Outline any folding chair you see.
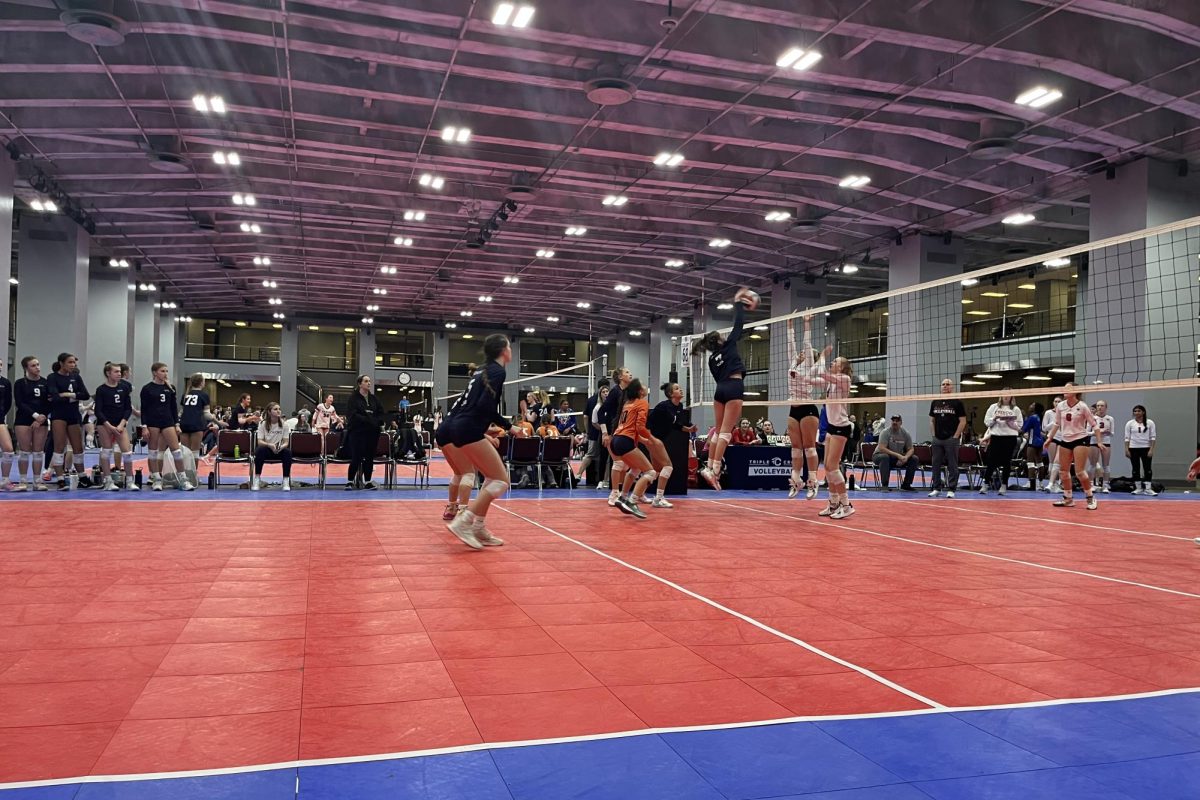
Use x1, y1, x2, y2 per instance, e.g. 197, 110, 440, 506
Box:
540, 436, 574, 493
213, 430, 253, 490
373, 432, 395, 488
857, 442, 880, 488
322, 431, 349, 488
508, 436, 543, 488
913, 444, 933, 487
289, 432, 324, 488
957, 445, 983, 489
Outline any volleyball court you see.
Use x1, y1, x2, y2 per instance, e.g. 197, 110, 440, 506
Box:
1, 221, 1198, 798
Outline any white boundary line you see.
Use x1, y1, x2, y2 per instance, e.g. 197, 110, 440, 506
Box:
886, 498, 1195, 542
701, 498, 1200, 599
2, 686, 1197, 791
496, 506, 944, 709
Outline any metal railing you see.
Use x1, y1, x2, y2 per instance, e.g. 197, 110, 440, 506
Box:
298, 354, 355, 371
186, 342, 281, 362
962, 306, 1076, 346
518, 358, 587, 375
376, 351, 431, 369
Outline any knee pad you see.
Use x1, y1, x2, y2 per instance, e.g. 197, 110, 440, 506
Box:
99, 448, 112, 461
50, 452, 64, 467
659, 465, 673, 480
482, 477, 509, 499
448, 473, 462, 490
718, 431, 732, 444
122, 451, 133, 462
460, 473, 475, 490
641, 469, 657, 483
1026, 462, 1038, 470
828, 468, 844, 486
612, 460, 627, 475
805, 447, 818, 459
171, 448, 184, 460
791, 448, 804, 461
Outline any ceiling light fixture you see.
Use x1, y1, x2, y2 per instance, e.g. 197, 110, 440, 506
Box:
403, 210, 426, 222
1015, 86, 1063, 109
838, 175, 871, 189
576, 301, 591, 309
974, 374, 1003, 379
372, 287, 388, 295
231, 193, 255, 206
602, 195, 628, 207
629, 330, 642, 337
776, 47, 823, 71
961, 278, 980, 287
460, 310, 473, 317
840, 263, 859, 274
536, 249, 555, 258
493, 3, 534, 27
380, 266, 397, 275
764, 210, 791, 221
212, 151, 240, 166
393, 237, 413, 247
192, 94, 226, 114
253, 256, 271, 266
653, 152, 685, 167
1025, 375, 1052, 381
1018, 283, 1037, 290
717, 302, 733, 310
30, 199, 57, 213
272, 312, 285, 320
1002, 212, 1036, 225
1050, 367, 1077, 374
445, 322, 457, 329
441, 126, 471, 143
981, 291, 1008, 298
503, 275, 520, 284
597, 339, 610, 345
1007, 302, 1034, 309
546, 315, 560, 322
523, 327, 536, 334
665, 258, 686, 268
479, 295, 493, 302
966, 310, 990, 316
268, 297, 283, 305
418, 174, 445, 190
361, 317, 374, 324
565, 226, 587, 236
708, 238, 731, 248
366, 304, 380, 312
1042, 257, 1070, 268
108, 258, 129, 268
614, 284, 631, 292
261, 279, 277, 288
239, 222, 262, 233
667, 318, 683, 325
753, 325, 769, 331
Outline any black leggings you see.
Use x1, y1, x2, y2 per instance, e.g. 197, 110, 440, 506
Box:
347, 429, 378, 483
982, 436, 1017, 487
254, 445, 292, 477
1128, 447, 1152, 481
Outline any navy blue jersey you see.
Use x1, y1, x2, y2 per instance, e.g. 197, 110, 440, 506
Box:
93, 382, 133, 426
140, 382, 179, 428
583, 392, 601, 440
648, 399, 687, 441
597, 382, 624, 433
180, 389, 211, 430
14, 377, 50, 422
47, 371, 90, 417
444, 361, 510, 436
0, 377, 11, 421
708, 303, 747, 383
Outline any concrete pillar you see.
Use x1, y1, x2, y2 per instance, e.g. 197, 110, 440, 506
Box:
886, 233, 965, 428
356, 328, 376, 382
157, 311, 177, 381
432, 331, 450, 414
279, 323, 298, 412
132, 298, 159, 384
14, 215, 90, 374
768, 279, 828, 430
690, 302, 714, 432
0, 156, 13, 378
616, 337, 649, 384
1082, 158, 1200, 479
124, 283, 136, 368
502, 337, 521, 418
86, 274, 132, 386
648, 317, 673, 391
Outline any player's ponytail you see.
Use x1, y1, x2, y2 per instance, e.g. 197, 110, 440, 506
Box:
692, 331, 722, 355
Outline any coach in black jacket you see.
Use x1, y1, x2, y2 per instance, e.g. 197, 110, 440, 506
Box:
346, 375, 385, 489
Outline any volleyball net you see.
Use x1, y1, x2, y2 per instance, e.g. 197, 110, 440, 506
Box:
436, 356, 605, 421
684, 215, 1200, 417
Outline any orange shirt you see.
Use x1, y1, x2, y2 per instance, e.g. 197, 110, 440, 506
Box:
614, 397, 650, 443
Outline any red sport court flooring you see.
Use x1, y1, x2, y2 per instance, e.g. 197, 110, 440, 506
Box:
1, 487, 1198, 799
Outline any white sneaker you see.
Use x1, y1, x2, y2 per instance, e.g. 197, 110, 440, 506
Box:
1144, 486, 1158, 497
179, 478, 195, 492
699, 466, 721, 491
151, 476, 163, 492
103, 478, 119, 492
928, 489, 940, 497
1086, 495, 1098, 510
805, 480, 817, 500
998, 486, 1007, 496
1102, 486, 1110, 494
946, 491, 956, 499
978, 486, 988, 495
651, 496, 673, 509
447, 514, 484, 550
126, 478, 140, 491
818, 501, 838, 517
597, 481, 610, 490
787, 479, 799, 499
475, 526, 505, 546
607, 490, 620, 507
831, 503, 855, 520
282, 478, 291, 492
251, 477, 260, 491
1131, 486, 1144, 495
633, 494, 649, 505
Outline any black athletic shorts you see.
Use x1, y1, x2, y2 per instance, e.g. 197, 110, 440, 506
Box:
1060, 436, 1092, 450
714, 378, 745, 404
434, 425, 451, 448
51, 408, 82, 426
790, 404, 820, 422
179, 425, 206, 435
611, 435, 636, 457
826, 423, 852, 439
440, 419, 486, 448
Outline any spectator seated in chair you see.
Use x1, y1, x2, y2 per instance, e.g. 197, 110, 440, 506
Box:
873, 414, 919, 491
252, 402, 294, 492
731, 418, 759, 446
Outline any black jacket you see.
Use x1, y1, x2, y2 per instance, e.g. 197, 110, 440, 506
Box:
347, 390, 384, 433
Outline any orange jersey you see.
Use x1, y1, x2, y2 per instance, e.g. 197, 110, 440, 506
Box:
614, 397, 651, 442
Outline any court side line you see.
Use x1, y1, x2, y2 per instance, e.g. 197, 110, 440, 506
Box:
495, 505, 944, 709
701, 498, 1200, 600
887, 498, 1194, 542
2, 686, 1198, 791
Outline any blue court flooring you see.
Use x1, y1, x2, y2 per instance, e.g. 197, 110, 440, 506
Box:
3, 691, 1198, 799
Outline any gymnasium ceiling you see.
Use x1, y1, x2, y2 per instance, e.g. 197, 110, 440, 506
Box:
1, 0, 1199, 337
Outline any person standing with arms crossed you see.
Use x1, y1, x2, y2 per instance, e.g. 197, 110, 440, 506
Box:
928, 378, 966, 498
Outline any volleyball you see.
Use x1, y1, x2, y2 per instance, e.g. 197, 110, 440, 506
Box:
735, 288, 760, 310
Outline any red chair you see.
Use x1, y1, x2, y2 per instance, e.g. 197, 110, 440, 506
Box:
213, 429, 253, 490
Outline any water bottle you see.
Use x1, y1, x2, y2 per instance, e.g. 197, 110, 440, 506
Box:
234, 444, 240, 459
135, 468, 143, 488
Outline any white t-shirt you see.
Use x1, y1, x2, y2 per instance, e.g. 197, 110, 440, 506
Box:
1124, 419, 1156, 448
1093, 414, 1115, 445
1054, 400, 1094, 443
983, 403, 1022, 437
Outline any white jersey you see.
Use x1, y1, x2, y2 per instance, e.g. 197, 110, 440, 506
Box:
820, 371, 851, 426
1041, 408, 1057, 438
1124, 418, 1156, 448
1054, 400, 1094, 443
787, 335, 825, 402
1092, 414, 1114, 445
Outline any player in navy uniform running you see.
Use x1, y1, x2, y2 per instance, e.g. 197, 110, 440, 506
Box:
0, 357, 13, 491
179, 373, 212, 455
139, 362, 194, 491
94, 362, 138, 491
47, 352, 91, 489
692, 288, 754, 490
12, 356, 51, 491
442, 334, 527, 550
